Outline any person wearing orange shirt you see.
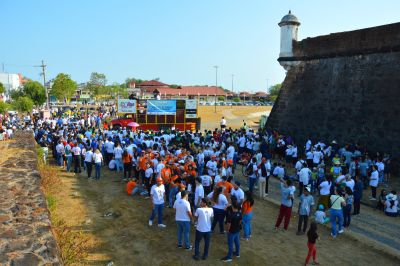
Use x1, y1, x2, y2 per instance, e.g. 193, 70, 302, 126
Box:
186, 164, 197, 178
126, 178, 139, 196
241, 191, 254, 240
217, 176, 234, 198
138, 151, 148, 183
161, 164, 172, 204
169, 174, 181, 207
122, 150, 133, 180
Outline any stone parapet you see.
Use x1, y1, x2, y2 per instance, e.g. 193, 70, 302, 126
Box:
0, 131, 61, 265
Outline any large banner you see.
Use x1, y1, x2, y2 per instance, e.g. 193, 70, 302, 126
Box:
185, 99, 197, 118
147, 100, 176, 115
118, 99, 137, 113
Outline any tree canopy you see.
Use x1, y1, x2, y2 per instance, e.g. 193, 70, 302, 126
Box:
23, 81, 46, 106
12, 96, 34, 112
86, 72, 107, 97
0, 101, 10, 114
51, 73, 77, 102
0, 82, 5, 94
268, 83, 282, 102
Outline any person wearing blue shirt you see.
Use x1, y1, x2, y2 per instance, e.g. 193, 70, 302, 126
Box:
297, 187, 315, 235
275, 178, 295, 231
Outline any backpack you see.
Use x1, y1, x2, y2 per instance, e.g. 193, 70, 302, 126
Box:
246, 163, 254, 176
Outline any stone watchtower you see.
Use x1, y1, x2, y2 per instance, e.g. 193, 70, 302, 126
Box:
278, 10, 300, 70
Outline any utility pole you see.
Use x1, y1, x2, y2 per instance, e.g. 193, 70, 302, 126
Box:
214, 65, 218, 113
35, 60, 49, 109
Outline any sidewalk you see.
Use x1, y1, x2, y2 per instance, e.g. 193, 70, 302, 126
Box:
234, 174, 400, 258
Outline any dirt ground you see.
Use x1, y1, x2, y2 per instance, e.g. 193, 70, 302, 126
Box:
197, 106, 271, 131
54, 169, 399, 266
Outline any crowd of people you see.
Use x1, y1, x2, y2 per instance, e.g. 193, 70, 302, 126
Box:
2, 107, 398, 265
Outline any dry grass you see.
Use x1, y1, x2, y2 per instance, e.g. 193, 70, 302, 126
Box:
38, 157, 93, 265
49, 168, 400, 266
198, 106, 271, 130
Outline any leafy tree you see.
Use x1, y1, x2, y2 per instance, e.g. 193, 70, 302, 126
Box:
12, 96, 33, 112
23, 81, 46, 106
268, 83, 282, 102
0, 101, 10, 114
233, 97, 240, 103
90, 72, 107, 86
217, 96, 225, 101
10, 88, 25, 100
0, 82, 5, 94
51, 73, 77, 102
86, 72, 107, 97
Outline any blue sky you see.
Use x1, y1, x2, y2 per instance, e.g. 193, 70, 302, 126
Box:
1, 0, 399, 92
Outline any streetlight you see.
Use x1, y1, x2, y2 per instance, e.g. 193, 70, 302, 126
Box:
213, 65, 218, 113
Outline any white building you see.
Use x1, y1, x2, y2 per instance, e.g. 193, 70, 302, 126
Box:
0, 73, 22, 93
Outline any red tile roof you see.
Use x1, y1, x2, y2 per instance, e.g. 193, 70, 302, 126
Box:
155, 86, 227, 96
239, 91, 251, 96
138, 80, 169, 87
254, 91, 268, 96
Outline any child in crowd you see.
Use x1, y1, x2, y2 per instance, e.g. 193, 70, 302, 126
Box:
310, 167, 318, 193
314, 204, 329, 224
305, 221, 319, 265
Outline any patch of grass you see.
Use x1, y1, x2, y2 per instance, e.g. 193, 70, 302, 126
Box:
38, 155, 91, 265
52, 219, 91, 265
46, 195, 57, 213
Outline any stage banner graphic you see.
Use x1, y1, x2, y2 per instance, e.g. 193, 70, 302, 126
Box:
147, 100, 177, 115
118, 99, 137, 113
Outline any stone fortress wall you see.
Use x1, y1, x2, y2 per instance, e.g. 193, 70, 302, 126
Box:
0, 131, 61, 265
267, 22, 400, 159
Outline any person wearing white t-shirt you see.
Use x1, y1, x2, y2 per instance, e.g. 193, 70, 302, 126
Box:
93, 149, 103, 180
104, 139, 115, 164
193, 198, 214, 261
194, 177, 205, 209
231, 181, 245, 204
84, 148, 94, 178
369, 166, 379, 200
174, 191, 193, 249
208, 187, 228, 234
113, 143, 123, 172
206, 157, 217, 177
72, 145, 82, 173
318, 178, 332, 209
196, 150, 205, 176
299, 165, 311, 196
312, 148, 323, 167
145, 163, 154, 197
149, 177, 166, 227
220, 116, 227, 129
201, 175, 213, 195
156, 159, 165, 178
226, 143, 235, 161
345, 175, 355, 191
